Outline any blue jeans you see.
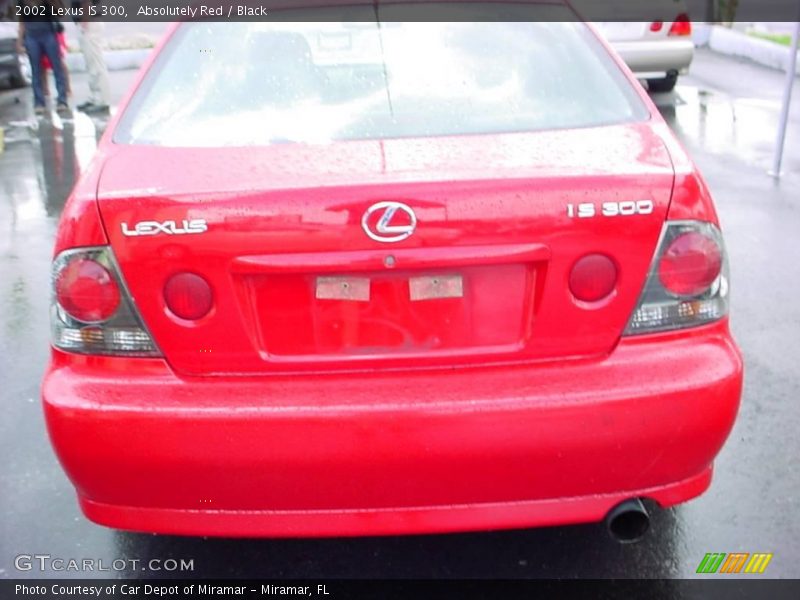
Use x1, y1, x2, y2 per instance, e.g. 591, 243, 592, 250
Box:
24, 29, 68, 107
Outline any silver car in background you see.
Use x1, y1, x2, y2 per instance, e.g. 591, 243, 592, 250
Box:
0, 4, 31, 88
595, 13, 694, 92
0, 21, 31, 88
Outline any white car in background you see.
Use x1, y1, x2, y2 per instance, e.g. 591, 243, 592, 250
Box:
0, 20, 31, 88
595, 14, 694, 92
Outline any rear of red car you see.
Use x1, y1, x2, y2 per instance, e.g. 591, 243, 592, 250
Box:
42, 7, 742, 537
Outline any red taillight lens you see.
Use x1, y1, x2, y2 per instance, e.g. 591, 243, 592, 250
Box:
668, 14, 692, 37
52, 247, 160, 355
569, 254, 618, 303
658, 232, 722, 297
56, 259, 121, 323
626, 222, 729, 335
164, 273, 213, 321
650, 21, 664, 33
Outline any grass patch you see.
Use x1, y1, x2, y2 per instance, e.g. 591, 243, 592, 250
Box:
748, 31, 793, 47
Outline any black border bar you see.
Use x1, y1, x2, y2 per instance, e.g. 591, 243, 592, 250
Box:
4, 579, 800, 600
4, 0, 800, 22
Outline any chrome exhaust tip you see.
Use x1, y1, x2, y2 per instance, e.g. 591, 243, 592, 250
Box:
605, 498, 650, 543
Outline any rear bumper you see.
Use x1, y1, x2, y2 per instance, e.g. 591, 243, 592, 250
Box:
42, 321, 742, 537
613, 40, 694, 78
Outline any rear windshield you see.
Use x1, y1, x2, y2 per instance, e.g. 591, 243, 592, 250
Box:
115, 12, 649, 147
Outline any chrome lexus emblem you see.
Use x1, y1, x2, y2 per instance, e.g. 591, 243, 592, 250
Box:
121, 219, 208, 237
361, 201, 417, 243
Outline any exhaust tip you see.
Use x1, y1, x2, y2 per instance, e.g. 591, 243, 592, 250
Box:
606, 498, 650, 544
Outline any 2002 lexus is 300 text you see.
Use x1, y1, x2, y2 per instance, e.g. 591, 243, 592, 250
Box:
42, 4, 743, 539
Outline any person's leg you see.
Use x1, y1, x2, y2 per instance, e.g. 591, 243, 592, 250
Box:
41, 33, 68, 106
80, 22, 110, 107
40, 63, 50, 98
57, 33, 71, 96
63, 62, 71, 97
24, 33, 46, 108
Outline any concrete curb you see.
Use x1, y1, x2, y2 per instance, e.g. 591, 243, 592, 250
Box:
65, 48, 152, 73
696, 24, 800, 76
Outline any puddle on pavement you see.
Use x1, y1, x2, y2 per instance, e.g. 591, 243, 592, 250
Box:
655, 85, 798, 176
1, 110, 100, 229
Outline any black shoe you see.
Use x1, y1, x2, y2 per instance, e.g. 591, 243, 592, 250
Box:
83, 103, 110, 115
34, 105, 46, 116
56, 102, 71, 113
77, 101, 94, 111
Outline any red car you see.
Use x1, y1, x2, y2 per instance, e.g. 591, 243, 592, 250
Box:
43, 5, 742, 540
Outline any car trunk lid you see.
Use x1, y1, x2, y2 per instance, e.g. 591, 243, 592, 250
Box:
97, 123, 674, 375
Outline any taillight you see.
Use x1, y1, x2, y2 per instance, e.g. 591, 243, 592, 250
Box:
650, 21, 664, 33
569, 254, 618, 303
55, 259, 120, 323
164, 273, 214, 321
658, 232, 722, 297
668, 14, 692, 37
625, 222, 729, 335
51, 247, 160, 356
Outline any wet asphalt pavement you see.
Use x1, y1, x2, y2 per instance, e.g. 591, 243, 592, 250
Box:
0, 48, 798, 580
